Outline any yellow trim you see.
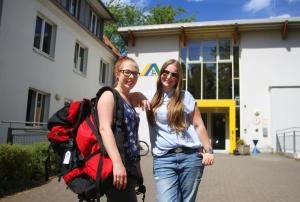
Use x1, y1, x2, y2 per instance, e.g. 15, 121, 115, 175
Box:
141, 64, 151, 76
196, 99, 236, 154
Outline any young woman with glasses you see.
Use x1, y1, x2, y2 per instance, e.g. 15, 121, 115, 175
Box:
97, 56, 147, 201
147, 59, 214, 202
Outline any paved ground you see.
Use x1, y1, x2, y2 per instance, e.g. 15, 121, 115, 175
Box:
1, 153, 300, 202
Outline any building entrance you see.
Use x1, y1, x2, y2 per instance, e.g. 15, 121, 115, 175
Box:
197, 99, 236, 153
212, 113, 226, 150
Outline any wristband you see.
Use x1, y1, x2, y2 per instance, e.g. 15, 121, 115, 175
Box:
207, 148, 214, 154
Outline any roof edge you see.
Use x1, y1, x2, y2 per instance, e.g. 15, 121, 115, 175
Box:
118, 16, 300, 32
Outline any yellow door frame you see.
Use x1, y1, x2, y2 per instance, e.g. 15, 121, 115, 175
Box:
196, 99, 236, 154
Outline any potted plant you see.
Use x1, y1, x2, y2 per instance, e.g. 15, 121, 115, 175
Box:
236, 138, 250, 155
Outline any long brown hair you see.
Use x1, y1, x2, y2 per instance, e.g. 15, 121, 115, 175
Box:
147, 59, 187, 132
113, 56, 138, 87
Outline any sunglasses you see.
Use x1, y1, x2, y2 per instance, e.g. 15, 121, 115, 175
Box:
161, 69, 178, 79
119, 69, 140, 78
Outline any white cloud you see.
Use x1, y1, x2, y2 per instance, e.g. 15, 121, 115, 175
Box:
270, 13, 291, 18
101, 0, 148, 8
243, 0, 272, 13
287, 0, 299, 3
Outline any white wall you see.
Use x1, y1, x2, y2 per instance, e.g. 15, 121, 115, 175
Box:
128, 35, 180, 146
0, 0, 116, 142
239, 29, 300, 151
270, 87, 300, 152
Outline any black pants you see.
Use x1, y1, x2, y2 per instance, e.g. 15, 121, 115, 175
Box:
103, 174, 138, 202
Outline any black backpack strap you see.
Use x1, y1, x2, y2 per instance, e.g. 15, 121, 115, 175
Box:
93, 87, 126, 161
45, 100, 90, 182
110, 89, 126, 164
72, 100, 90, 137
86, 114, 105, 202
90, 87, 126, 201
85, 116, 106, 156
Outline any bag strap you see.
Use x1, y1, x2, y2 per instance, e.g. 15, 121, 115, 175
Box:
89, 86, 125, 202
93, 87, 126, 161
110, 89, 126, 164
72, 99, 90, 137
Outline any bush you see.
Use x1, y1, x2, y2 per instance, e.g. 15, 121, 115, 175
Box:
236, 138, 245, 145
0, 143, 59, 197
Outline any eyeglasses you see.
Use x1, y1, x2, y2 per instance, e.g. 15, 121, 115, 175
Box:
161, 70, 178, 79
119, 69, 140, 78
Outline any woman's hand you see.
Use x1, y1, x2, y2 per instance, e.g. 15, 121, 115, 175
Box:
129, 92, 150, 110
140, 99, 151, 111
113, 162, 127, 190
200, 152, 214, 166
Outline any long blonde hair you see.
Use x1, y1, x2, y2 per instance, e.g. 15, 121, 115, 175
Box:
147, 59, 187, 132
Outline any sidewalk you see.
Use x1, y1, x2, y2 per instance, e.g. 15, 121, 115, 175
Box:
1, 153, 300, 202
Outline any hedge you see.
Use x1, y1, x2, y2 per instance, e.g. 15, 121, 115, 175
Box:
0, 143, 59, 197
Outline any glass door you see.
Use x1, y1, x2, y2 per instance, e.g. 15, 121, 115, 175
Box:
212, 113, 226, 149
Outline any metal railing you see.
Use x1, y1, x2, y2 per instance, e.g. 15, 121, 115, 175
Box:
276, 127, 300, 158
2, 121, 48, 145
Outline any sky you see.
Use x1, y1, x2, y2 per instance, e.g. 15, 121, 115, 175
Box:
105, 0, 300, 22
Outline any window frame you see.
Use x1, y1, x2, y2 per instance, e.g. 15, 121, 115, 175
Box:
33, 14, 56, 58
67, 0, 79, 18
184, 38, 235, 100
73, 41, 88, 75
26, 88, 50, 125
89, 10, 98, 35
99, 59, 109, 84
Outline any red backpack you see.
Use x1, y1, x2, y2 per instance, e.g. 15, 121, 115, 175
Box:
45, 87, 126, 202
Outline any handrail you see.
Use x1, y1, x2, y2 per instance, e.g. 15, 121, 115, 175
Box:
1, 120, 47, 127
276, 127, 300, 133
2, 121, 48, 144
276, 126, 300, 158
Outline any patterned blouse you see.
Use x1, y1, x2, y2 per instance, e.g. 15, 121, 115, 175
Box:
122, 99, 140, 161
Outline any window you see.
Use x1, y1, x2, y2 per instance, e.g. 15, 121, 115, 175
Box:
183, 39, 234, 99
188, 64, 201, 99
33, 15, 56, 57
188, 41, 201, 61
219, 39, 231, 60
180, 47, 187, 89
203, 63, 216, 99
74, 42, 88, 74
218, 63, 232, 99
89, 10, 98, 35
202, 41, 216, 62
99, 59, 109, 84
26, 89, 49, 125
67, 0, 79, 18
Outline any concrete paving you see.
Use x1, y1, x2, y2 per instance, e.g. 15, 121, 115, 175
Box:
1, 153, 300, 202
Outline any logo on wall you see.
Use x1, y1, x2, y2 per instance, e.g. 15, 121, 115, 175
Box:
141, 63, 160, 76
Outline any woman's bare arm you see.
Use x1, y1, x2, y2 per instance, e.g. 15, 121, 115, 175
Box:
189, 104, 214, 166
97, 90, 127, 190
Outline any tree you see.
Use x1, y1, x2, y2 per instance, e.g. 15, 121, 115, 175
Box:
145, 5, 195, 25
104, 1, 195, 53
104, 0, 144, 54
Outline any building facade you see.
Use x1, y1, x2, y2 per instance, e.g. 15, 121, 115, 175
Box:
0, 0, 118, 143
118, 17, 300, 154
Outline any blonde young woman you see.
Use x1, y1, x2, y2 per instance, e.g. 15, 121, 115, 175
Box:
147, 59, 214, 202
97, 56, 147, 201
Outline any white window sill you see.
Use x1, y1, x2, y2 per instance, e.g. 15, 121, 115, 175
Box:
33, 47, 55, 61
73, 68, 87, 77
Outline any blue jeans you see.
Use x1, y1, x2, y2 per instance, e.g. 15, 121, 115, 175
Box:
153, 151, 204, 202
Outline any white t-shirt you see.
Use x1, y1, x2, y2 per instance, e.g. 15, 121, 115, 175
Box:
145, 90, 201, 156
